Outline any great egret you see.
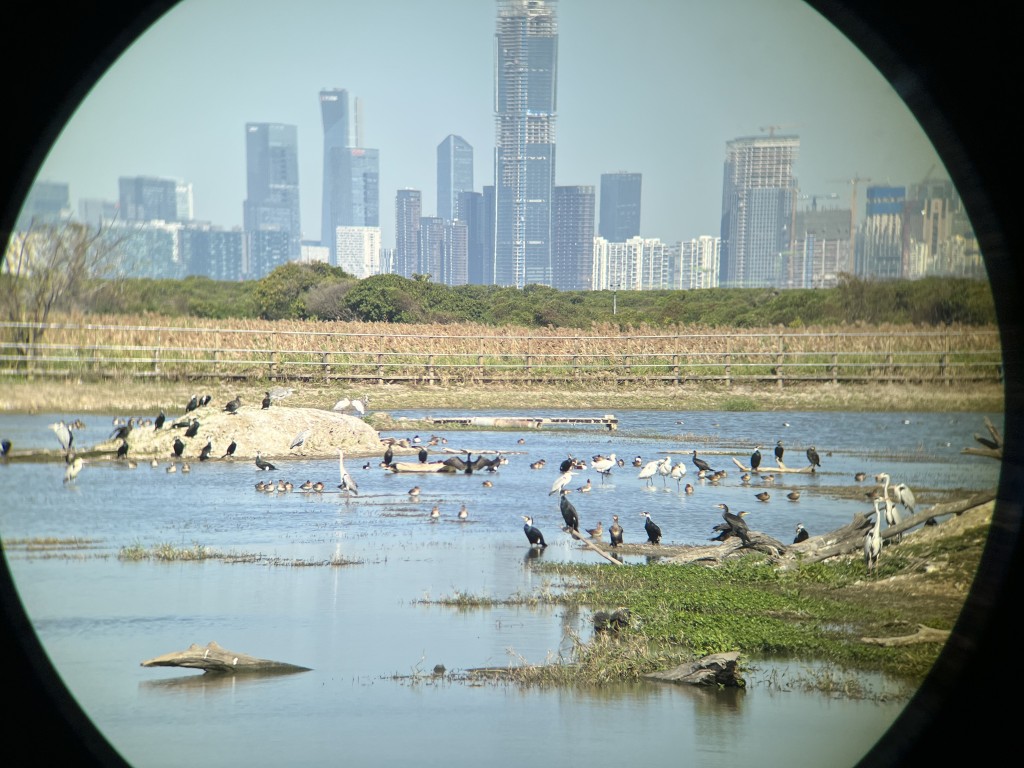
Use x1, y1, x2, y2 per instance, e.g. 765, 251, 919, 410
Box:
641, 511, 662, 544
522, 516, 546, 547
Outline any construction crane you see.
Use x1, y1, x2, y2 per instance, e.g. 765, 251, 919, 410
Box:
759, 123, 798, 137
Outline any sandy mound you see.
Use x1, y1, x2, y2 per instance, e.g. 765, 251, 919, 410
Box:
96, 403, 384, 462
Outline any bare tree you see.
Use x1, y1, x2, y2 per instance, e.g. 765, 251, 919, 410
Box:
1, 218, 127, 366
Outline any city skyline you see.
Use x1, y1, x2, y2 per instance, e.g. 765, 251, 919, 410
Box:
30, 0, 948, 254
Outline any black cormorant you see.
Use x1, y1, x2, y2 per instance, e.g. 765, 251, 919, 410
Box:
184, 419, 200, 438
116, 439, 129, 459
713, 503, 750, 544
199, 394, 212, 407
185, 394, 198, 413
222, 439, 237, 458
523, 516, 546, 547
154, 411, 166, 430
559, 455, 575, 473
750, 446, 762, 472
419, 447, 429, 463
383, 443, 394, 467
199, 441, 213, 461
806, 446, 821, 468
172, 437, 186, 458
774, 441, 784, 463
692, 450, 713, 474
793, 523, 809, 543
559, 489, 579, 532
609, 515, 624, 547
1, 439, 11, 457
255, 452, 276, 471
641, 511, 662, 544
261, 392, 271, 409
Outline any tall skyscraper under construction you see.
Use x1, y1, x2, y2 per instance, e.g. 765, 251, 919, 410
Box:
719, 134, 800, 288
493, 0, 558, 288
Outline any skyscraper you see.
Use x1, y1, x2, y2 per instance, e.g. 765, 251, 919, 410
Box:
552, 185, 595, 291
320, 88, 350, 256
598, 172, 641, 242
243, 123, 301, 264
493, 0, 558, 288
394, 189, 422, 278
437, 135, 474, 222
118, 176, 181, 223
856, 185, 906, 279
719, 134, 799, 288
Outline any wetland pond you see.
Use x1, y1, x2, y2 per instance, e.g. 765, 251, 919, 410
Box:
0, 407, 1002, 767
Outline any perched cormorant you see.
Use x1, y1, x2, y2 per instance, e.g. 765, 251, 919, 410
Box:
383, 443, 394, 467
154, 411, 166, 430
198, 394, 212, 407
224, 395, 242, 414
713, 503, 750, 544
116, 439, 129, 459
172, 437, 186, 458
442, 452, 487, 474
609, 515, 624, 547
559, 489, 579, 532
184, 419, 200, 438
261, 392, 272, 409
199, 441, 213, 461
222, 439, 237, 458
641, 511, 662, 544
793, 523, 809, 543
523, 516, 547, 547
692, 450, 714, 474
110, 422, 132, 442
1, 439, 11, 457
418, 447, 429, 463
559, 455, 575, 473
774, 441, 784, 463
185, 394, 198, 413
806, 446, 821, 469
255, 452, 276, 471
750, 446, 762, 472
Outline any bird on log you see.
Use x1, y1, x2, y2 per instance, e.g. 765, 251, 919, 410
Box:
750, 446, 762, 472
224, 395, 242, 415
692, 450, 714, 474
712, 503, 750, 544
185, 394, 198, 413
559, 489, 579, 532
609, 515, 624, 547
641, 511, 662, 544
559, 455, 575, 473
806, 446, 821, 469
1, 439, 11, 457
116, 439, 129, 460
255, 452, 276, 471
382, 443, 395, 468
793, 523, 809, 543
50, 421, 74, 456
774, 441, 784, 463
442, 452, 487, 474
522, 516, 547, 548
418, 447, 429, 464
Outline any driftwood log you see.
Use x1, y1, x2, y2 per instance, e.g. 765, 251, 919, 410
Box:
862, 624, 951, 646
389, 461, 453, 473
731, 457, 816, 474
567, 526, 625, 565
961, 416, 1003, 460
140, 642, 311, 675
644, 651, 745, 687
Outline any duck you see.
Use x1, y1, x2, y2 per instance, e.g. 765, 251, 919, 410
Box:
586, 521, 604, 539
755, 491, 771, 502
787, 490, 801, 501
457, 503, 469, 520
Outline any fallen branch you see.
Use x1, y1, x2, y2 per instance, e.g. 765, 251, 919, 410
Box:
862, 624, 951, 646
140, 641, 311, 674
731, 457, 815, 474
567, 527, 624, 565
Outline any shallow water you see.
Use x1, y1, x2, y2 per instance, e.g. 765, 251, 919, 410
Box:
0, 408, 1002, 767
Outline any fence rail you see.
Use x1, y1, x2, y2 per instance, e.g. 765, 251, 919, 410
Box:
0, 320, 1003, 388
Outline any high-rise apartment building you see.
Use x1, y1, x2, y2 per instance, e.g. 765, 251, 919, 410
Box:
437, 135, 474, 222
598, 172, 641, 242
790, 203, 851, 288
242, 123, 301, 265
719, 134, 800, 288
676, 236, 721, 289
394, 189, 422, 278
15, 181, 71, 231
493, 0, 558, 288
119, 176, 183, 223
856, 185, 906, 279
552, 185, 595, 291
419, 216, 445, 282
458, 190, 488, 285
335, 226, 381, 279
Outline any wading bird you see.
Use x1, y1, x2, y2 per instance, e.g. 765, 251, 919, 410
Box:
865, 501, 883, 572
750, 446, 762, 472
290, 429, 310, 453
641, 511, 662, 544
894, 482, 916, 516
63, 455, 83, 484
559, 489, 579, 532
586, 521, 603, 539
670, 460, 687, 490
591, 453, 617, 480
457, 503, 469, 520
793, 523, 809, 543
407, 485, 421, 499
637, 459, 661, 487
609, 515, 624, 547
549, 469, 575, 496
338, 449, 358, 495
523, 516, 546, 547
692, 450, 714, 474
50, 421, 74, 456
655, 455, 673, 486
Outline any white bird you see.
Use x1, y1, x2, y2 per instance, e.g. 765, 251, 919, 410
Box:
637, 459, 660, 487
656, 456, 673, 486
63, 455, 83, 484
332, 397, 351, 412
591, 453, 616, 480
670, 460, 687, 489
549, 470, 574, 496
351, 398, 366, 415
865, 499, 883, 572
894, 483, 916, 516
50, 421, 74, 455
338, 449, 358, 495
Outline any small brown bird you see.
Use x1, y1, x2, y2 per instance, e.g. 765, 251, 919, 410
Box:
684, 483, 694, 494
854, 472, 867, 481
787, 490, 801, 501
312, 481, 324, 492
482, 480, 493, 488
408, 485, 421, 499
586, 521, 604, 538
430, 505, 440, 519
755, 491, 771, 502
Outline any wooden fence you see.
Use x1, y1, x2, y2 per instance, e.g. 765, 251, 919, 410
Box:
0, 320, 1003, 388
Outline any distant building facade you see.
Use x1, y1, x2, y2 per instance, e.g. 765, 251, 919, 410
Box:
719, 134, 800, 288
394, 189, 422, 278
119, 176, 191, 223
493, 0, 558, 288
856, 185, 906, 279
790, 202, 851, 288
320, 88, 350, 260
676, 236, 721, 289
335, 225, 381, 279
598, 172, 641, 242
15, 181, 71, 231
552, 185, 595, 291
242, 122, 301, 274
437, 135, 474, 223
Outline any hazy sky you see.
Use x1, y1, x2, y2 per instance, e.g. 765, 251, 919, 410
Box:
34, 0, 947, 251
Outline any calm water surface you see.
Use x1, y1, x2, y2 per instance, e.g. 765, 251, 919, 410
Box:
0, 408, 1002, 767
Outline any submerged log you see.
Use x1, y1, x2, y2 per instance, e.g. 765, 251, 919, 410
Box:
140, 642, 311, 674
645, 651, 745, 687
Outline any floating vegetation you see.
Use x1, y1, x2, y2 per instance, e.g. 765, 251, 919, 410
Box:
116, 540, 360, 567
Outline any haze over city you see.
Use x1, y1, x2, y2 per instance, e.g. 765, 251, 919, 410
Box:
33, 0, 947, 251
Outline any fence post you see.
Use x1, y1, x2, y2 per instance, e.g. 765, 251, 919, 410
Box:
376, 352, 384, 385
322, 351, 331, 381
776, 333, 784, 390
725, 335, 732, 386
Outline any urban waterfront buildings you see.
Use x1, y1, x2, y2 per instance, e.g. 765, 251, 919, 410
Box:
493, 0, 558, 288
